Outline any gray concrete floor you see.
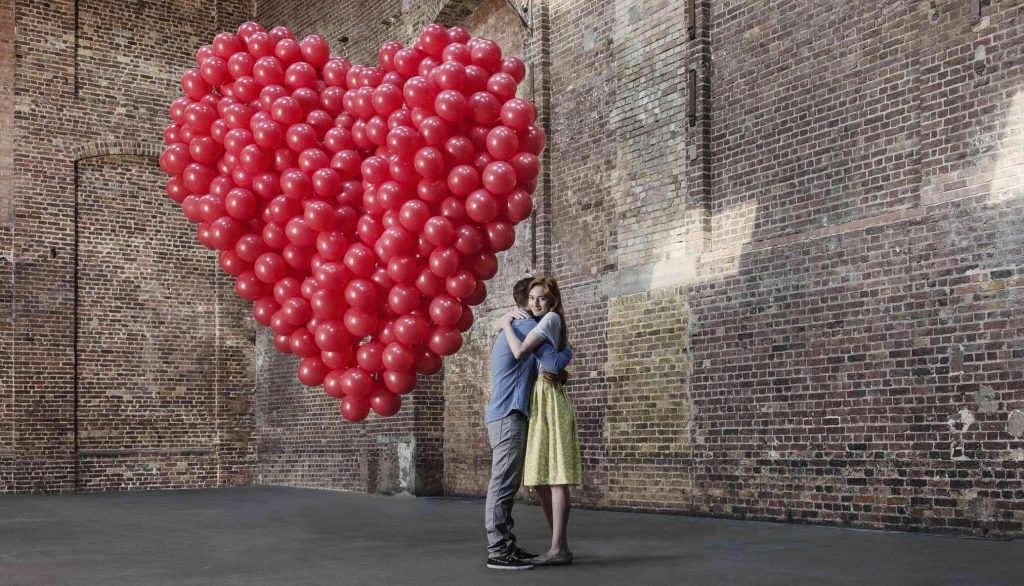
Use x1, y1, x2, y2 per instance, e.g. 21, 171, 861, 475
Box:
0, 486, 1021, 586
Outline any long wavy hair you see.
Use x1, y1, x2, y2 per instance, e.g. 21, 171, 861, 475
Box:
528, 276, 568, 351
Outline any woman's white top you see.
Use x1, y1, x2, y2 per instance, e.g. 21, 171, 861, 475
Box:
532, 311, 562, 349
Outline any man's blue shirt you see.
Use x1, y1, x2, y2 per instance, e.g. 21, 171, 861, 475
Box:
485, 317, 573, 423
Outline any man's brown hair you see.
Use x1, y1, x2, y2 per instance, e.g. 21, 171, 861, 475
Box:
513, 277, 534, 308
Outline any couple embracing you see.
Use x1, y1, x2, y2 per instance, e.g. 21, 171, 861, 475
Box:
484, 276, 581, 570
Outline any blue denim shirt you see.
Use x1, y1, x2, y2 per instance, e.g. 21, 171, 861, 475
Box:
485, 317, 574, 423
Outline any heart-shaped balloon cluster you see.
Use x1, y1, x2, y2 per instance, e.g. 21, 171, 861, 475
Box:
160, 22, 544, 421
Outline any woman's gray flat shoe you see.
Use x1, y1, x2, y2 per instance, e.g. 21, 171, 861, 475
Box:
530, 551, 573, 566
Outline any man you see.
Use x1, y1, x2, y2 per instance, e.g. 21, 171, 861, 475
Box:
484, 277, 573, 570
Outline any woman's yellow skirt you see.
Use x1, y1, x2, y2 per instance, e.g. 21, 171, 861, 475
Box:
523, 377, 581, 486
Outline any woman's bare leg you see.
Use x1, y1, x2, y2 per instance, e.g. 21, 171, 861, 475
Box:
535, 485, 553, 530
535, 485, 570, 559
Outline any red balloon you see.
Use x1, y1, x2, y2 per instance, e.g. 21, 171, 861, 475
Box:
314, 320, 351, 351
419, 23, 451, 58
304, 200, 338, 231
232, 76, 261, 101
416, 267, 446, 297
343, 243, 377, 277
316, 262, 350, 289
428, 246, 460, 278
298, 357, 330, 386
413, 147, 445, 179
499, 57, 526, 82
310, 287, 345, 318
378, 41, 402, 71
372, 83, 404, 115
270, 310, 299, 336
428, 326, 463, 356
446, 270, 478, 299
208, 216, 242, 250
469, 37, 499, 66
273, 333, 292, 353
398, 200, 431, 232
447, 165, 479, 196
289, 328, 319, 357
433, 61, 466, 91
518, 124, 547, 155
440, 196, 469, 224
200, 56, 229, 85
485, 221, 516, 251
383, 370, 417, 395
504, 189, 534, 222
387, 256, 420, 284
299, 34, 330, 68
434, 89, 467, 122
415, 347, 443, 375
325, 346, 358, 368
160, 144, 191, 175
394, 314, 429, 346
344, 307, 379, 338
212, 31, 243, 58
423, 216, 455, 246
482, 161, 517, 195
455, 304, 475, 332
429, 294, 464, 327
218, 250, 250, 277
316, 231, 348, 261
227, 47, 256, 77
370, 387, 402, 416
389, 285, 420, 317
465, 189, 499, 223
323, 57, 352, 87
285, 123, 318, 152
466, 250, 499, 280
340, 396, 371, 422
253, 297, 279, 326
463, 279, 488, 306
485, 126, 519, 161
273, 277, 302, 304
284, 61, 317, 89
323, 369, 347, 397
282, 296, 312, 325
382, 342, 416, 372
341, 367, 374, 398
442, 42, 471, 65
417, 178, 448, 204
486, 73, 517, 101
500, 98, 537, 129
285, 217, 317, 246
454, 224, 484, 255
464, 64, 490, 94
181, 68, 211, 100
356, 341, 386, 372
344, 279, 378, 310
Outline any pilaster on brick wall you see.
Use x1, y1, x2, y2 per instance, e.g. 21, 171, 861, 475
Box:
5, 0, 255, 493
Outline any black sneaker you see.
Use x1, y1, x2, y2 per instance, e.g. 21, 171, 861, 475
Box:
511, 547, 537, 561
486, 552, 534, 570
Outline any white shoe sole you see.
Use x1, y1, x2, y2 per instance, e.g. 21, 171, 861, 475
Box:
486, 563, 534, 570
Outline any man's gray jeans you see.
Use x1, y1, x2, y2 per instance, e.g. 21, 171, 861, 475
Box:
485, 411, 528, 556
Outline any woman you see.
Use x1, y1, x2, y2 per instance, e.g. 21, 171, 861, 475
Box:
498, 276, 581, 566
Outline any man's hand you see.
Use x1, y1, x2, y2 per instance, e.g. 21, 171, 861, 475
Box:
540, 368, 569, 385
493, 308, 531, 332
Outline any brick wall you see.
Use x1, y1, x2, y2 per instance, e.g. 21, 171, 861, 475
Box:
2, 0, 254, 493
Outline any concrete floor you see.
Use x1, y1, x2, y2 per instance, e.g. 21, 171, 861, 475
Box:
0, 486, 1021, 586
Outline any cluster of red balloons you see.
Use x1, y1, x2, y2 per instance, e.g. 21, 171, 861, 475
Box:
160, 22, 544, 421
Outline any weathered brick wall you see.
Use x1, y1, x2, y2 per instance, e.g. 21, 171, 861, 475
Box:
2, 0, 254, 493
0, 0, 14, 492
